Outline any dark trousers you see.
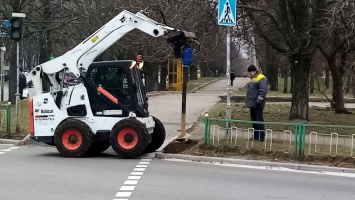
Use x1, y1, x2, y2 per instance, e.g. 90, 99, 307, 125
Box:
250, 108, 265, 140
19, 87, 24, 100
231, 80, 234, 86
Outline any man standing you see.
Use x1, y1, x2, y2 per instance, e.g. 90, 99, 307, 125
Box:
230, 70, 235, 86
19, 68, 27, 100
245, 65, 268, 141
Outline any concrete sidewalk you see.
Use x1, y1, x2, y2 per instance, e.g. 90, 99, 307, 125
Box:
147, 78, 249, 149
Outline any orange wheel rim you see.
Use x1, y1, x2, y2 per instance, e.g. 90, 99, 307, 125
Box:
117, 128, 138, 150
62, 129, 83, 150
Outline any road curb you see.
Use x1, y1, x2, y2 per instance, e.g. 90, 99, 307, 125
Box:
146, 78, 222, 98
188, 78, 221, 93
155, 152, 355, 174
0, 134, 31, 146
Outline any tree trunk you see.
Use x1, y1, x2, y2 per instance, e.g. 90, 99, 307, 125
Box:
39, 0, 53, 93
190, 64, 198, 80
159, 64, 168, 91
345, 76, 351, 94
332, 75, 349, 114
283, 75, 288, 94
328, 56, 350, 114
325, 69, 330, 89
309, 70, 314, 95
288, 56, 311, 120
265, 46, 278, 91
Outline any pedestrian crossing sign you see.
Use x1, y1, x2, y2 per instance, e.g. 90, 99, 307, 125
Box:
218, 0, 237, 26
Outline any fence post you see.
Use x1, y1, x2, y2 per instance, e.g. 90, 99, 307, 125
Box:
294, 123, 299, 154
294, 123, 306, 156
300, 123, 306, 156
6, 102, 11, 135
204, 113, 211, 145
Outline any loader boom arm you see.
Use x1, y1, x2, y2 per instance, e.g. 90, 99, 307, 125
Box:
31, 10, 193, 95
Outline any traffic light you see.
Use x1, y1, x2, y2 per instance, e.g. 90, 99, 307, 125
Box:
10, 17, 22, 41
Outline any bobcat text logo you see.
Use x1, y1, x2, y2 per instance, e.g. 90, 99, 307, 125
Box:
41, 109, 54, 114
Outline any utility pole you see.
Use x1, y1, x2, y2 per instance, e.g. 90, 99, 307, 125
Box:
0, 45, 5, 102
15, 41, 20, 133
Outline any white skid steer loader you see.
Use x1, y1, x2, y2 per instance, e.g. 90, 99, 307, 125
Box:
28, 10, 196, 158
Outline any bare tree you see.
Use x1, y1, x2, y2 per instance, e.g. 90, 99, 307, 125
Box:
317, 0, 355, 114
239, 0, 328, 120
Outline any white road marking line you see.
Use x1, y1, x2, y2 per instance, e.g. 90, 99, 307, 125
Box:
114, 158, 154, 199
0, 146, 20, 155
141, 158, 152, 162
115, 192, 132, 198
131, 172, 144, 176
127, 176, 141, 180
120, 186, 135, 191
136, 165, 148, 168
133, 168, 146, 172
124, 180, 138, 185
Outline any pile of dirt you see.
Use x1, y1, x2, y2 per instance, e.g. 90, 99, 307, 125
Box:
163, 139, 198, 154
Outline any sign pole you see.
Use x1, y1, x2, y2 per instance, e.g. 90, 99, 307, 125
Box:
178, 47, 193, 140
226, 27, 231, 130
218, 0, 236, 132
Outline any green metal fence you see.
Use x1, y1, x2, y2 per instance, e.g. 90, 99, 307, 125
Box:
204, 115, 355, 157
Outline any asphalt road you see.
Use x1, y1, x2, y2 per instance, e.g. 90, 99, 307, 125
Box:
1, 144, 354, 200
2, 78, 354, 200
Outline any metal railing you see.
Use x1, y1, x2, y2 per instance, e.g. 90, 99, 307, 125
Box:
204, 116, 355, 157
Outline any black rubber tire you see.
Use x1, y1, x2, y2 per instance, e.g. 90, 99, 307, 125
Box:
86, 141, 111, 156
145, 116, 166, 153
110, 118, 149, 159
54, 119, 93, 157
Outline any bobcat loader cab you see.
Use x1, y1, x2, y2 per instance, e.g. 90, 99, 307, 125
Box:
28, 10, 196, 158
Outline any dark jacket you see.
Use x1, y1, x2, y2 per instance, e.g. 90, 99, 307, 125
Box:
19, 73, 27, 90
230, 72, 235, 80
245, 72, 268, 108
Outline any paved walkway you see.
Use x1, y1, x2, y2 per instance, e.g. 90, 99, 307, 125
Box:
147, 78, 248, 148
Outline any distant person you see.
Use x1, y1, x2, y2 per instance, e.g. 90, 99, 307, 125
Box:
19, 68, 27, 100
245, 65, 268, 141
230, 70, 236, 86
